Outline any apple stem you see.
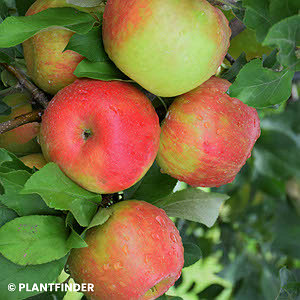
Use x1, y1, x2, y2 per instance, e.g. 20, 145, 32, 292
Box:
0, 110, 43, 134
229, 18, 246, 40
0, 63, 49, 109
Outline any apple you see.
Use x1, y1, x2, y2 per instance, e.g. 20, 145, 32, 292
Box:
102, 0, 231, 97
39, 79, 160, 194
156, 76, 261, 187
0, 93, 40, 156
68, 200, 184, 300
19, 153, 47, 169
22, 0, 102, 95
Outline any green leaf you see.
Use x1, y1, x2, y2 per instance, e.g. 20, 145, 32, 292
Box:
222, 52, 247, 83
197, 284, 225, 299
277, 267, 300, 300
183, 241, 202, 268
262, 49, 279, 69
0, 254, 67, 300
0, 148, 32, 172
0, 204, 17, 227
0, 50, 13, 64
124, 161, 178, 202
0, 100, 11, 115
21, 163, 101, 227
86, 207, 113, 230
153, 188, 229, 227
228, 59, 294, 108
0, 170, 31, 194
74, 59, 127, 81
272, 205, 300, 260
253, 100, 300, 180
26, 290, 66, 300
263, 15, 300, 71
0, 7, 97, 48
261, 266, 280, 300
66, 0, 104, 7
242, 0, 271, 42
157, 295, 183, 300
0, 1, 9, 19
65, 26, 107, 62
269, 0, 299, 24
67, 227, 87, 249
1, 69, 17, 87
0, 193, 57, 216
0, 215, 83, 265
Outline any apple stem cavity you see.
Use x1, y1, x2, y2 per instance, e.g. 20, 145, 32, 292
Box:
82, 129, 93, 141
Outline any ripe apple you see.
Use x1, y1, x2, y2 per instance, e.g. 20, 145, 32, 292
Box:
0, 93, 40, 156
39, 79, 160, 194
22, 0, 102, 95
157, 76, 261, 187
102, 0, 231, 97
68, 200, 184, 300
19, 153, 47, 169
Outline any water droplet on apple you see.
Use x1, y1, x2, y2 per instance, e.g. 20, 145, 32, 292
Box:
170, 232, 178, 243
155, 216, 165, 226
122, 245, 128, 255
113, 262, 122, 270
151, 233, 160, 240
144, 255, 150, 264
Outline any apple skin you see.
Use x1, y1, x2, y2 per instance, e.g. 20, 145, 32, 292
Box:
39, 79, 160, 194
102, 0, 231, 97
0, 93, 40, 156
22, 0, 102, 95
19, 153, 47, 169
68, 200, 184, 300
156, 76, 261, 187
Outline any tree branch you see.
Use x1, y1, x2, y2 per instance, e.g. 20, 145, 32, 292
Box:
229, 18, 246, 40
0, 63, 49, 109
225, 53, 235, 65
0, 110, 43, 134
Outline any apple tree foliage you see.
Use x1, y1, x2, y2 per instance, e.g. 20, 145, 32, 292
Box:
0, 0, 299, 299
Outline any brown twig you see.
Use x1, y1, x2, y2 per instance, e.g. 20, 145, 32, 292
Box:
0, 63, 49, 109
229, 18, 246, 40
0, 110, 43, 134
225, 53, 236, 65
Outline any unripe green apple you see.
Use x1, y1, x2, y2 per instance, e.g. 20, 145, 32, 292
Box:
68, 200, 184, 300
0, 93, 40, 156
40, 79, 160, 194
157, 76, 261, 187
102, 0, 231, 97
19, 153, 47, 169
22, 0, 101, 95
